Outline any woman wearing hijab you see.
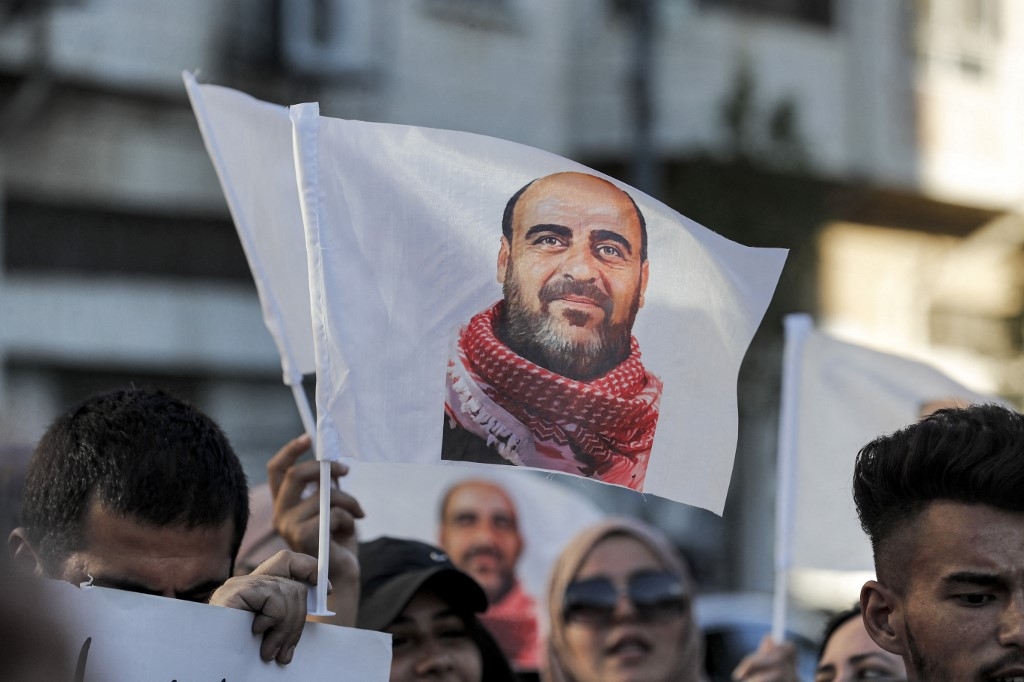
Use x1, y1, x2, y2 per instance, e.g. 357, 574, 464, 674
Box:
543, 517, 708, 682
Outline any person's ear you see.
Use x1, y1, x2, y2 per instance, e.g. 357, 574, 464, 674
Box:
497, 237, 510, 285
8, 527, 46, 577
638, 259, 649, 310
861, 579, 907, 657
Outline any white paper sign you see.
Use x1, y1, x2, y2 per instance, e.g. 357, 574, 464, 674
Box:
44, 580, 391, 681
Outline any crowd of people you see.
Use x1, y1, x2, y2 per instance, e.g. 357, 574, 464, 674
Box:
3, 386, 1023, 681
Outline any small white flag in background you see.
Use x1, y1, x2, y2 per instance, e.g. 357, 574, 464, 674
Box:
770, 313, 1003, 630
772, 314, 999, 633
780, 314, 997, 573
289, 102, 786, 513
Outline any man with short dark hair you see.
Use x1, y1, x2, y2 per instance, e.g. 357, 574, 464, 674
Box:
854, 403, 1024, 681
8, 388, 317, 664
438, 479, 539, 672
442, 171, 662, 490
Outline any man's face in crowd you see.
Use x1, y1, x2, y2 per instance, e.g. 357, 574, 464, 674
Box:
497, 172, 649, 382
862, 501, 1024, 681
439, 481, 523, 605
15, 498, 234, 602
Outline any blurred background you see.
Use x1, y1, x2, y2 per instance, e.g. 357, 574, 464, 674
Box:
1, 0, 1022, 636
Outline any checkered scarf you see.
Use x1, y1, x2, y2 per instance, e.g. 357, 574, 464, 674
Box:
458, 302, 661, 477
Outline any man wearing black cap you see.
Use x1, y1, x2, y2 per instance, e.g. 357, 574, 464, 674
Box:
358, 536, 516, 682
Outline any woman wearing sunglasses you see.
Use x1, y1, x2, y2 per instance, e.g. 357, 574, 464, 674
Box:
543, 517, 708, 682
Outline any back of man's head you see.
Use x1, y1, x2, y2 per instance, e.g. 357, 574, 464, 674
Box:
853, 403, 1024, 588
20, 387, 249, 575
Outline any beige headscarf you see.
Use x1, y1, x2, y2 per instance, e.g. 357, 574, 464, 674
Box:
542, 517, 707, 682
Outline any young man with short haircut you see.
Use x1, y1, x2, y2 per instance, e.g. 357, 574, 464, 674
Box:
855, 403, 1024, 681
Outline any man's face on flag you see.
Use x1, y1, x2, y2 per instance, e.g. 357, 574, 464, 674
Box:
496, 172, 649, 382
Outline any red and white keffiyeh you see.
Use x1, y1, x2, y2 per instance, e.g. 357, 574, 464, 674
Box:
446, 302, 662, 489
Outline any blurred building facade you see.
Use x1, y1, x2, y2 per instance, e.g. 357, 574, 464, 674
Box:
1, 0, 1021, 593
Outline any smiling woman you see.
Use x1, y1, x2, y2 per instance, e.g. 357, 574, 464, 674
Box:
543, 517, 707, 682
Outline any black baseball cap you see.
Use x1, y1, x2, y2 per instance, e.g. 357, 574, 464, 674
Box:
356, 536, 489, 631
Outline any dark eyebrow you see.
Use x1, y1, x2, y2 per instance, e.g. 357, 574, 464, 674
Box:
89, 575, 162, 597
850, 652, 896, 664
89, 574, 226, 601
943, 571, 1004, 587
432, 607, 464, 623
524, 224, 572, 241
590, 229, 633, 256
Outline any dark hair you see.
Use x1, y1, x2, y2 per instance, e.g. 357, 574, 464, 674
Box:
20, 388, 249, 575
853, 403, 1024, 588
501, 174, 648, 262
817, 604, 862, 660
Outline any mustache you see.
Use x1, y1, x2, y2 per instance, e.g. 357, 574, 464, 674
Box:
538, 279, 612, 316
981, 651, 1024, 678
463, 546, 505, 562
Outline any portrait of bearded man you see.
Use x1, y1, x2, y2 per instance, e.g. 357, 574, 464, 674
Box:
441, 171, 662, 490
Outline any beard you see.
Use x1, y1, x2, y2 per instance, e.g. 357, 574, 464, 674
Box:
906, 626, 947, 682
497, 263, 640, 382
904, 619, 1024, 682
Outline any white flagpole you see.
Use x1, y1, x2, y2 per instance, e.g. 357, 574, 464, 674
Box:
771, 313, 812, 641
288, 101, 335, 617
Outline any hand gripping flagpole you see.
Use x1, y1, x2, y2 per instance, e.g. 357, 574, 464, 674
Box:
771, 313, 812, 641
287, 378, 333, 617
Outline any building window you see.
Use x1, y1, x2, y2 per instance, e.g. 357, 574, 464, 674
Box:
914, 0, 1000, 79
423, 0, 518, 30
964, 0, 1000, 40
3, 201, 251, 282
929, 309, 1022, 357
698, 0, 833, 28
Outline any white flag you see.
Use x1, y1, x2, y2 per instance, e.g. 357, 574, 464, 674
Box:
184, 73, 314, 385
782, 314, 997, 572
289, 103, 786, 512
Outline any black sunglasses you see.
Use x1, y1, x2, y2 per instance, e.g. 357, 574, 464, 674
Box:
563, 570, 688, 626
